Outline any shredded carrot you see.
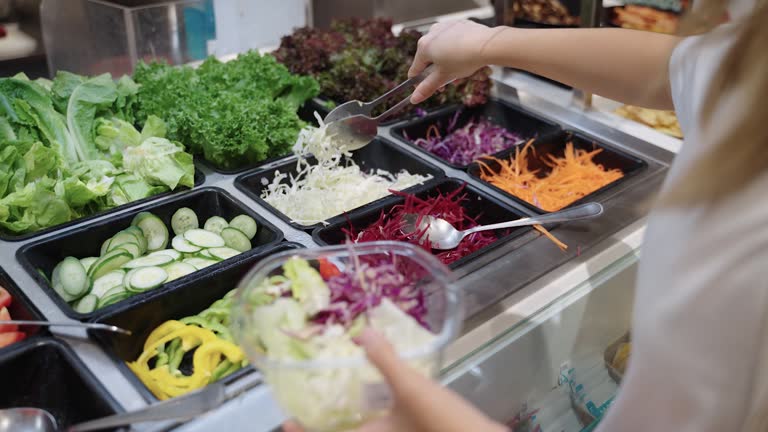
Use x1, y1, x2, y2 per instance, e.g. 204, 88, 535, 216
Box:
478, 139, 624, 212
534, 224, 568, 251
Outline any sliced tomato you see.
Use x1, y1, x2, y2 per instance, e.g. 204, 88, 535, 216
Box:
318, 258, 341, 280
0, 287, 10, 309
0, 331, 25, 348
0, 307, 16, 333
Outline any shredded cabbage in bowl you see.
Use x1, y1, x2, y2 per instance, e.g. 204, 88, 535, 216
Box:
261, 125, 432, 226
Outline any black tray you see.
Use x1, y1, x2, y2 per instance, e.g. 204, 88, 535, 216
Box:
0, 169, 205, 243
313, 178, 532, 269
0, 338, 123, 430
0, 267, 46, 346
91, 242, 304, 402
468, 130, 648, 213
235, 137, 444, 232
17, 187, 284, 321
391, 99, 560, 170
196, 101, 322, 175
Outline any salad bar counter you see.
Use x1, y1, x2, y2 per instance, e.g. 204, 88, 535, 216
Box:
0, 15, 677, 432
0, 76, 673, 431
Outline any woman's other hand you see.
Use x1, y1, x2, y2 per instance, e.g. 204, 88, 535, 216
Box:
283, 329, 506, 432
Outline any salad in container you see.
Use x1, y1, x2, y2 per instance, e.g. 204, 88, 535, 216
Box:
231, 241, 463, 431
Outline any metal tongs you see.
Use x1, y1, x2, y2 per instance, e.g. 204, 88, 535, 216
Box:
324, 65, 434, 152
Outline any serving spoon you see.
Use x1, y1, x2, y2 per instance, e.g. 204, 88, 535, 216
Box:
402, 202, 604, 250
0, 382, 225, 432
324, 66, 434, 152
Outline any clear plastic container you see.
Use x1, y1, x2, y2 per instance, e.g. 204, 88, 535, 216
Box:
231, 241, 463, 432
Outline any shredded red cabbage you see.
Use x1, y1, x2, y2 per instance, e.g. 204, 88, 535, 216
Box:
406, 111, 523, 166
312, 257, 427, 327
343, 184, 500, 265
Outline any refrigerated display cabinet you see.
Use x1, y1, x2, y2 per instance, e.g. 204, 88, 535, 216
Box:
444, 247, 638, 431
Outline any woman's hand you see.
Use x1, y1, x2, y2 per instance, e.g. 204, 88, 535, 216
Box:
409, 20, 507, 104
283, 329, 507, 432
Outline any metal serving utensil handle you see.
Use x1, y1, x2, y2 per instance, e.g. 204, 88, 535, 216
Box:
368, 65, 435, 113
462, 203, 604, 235
0, 321, 132, 335
67, 383, 226, 432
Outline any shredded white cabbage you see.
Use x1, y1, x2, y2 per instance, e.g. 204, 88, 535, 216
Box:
262, 123, 431, 225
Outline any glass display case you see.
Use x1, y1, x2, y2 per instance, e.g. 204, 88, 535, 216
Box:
443, 248, 638, 431
41, 0, 215, 76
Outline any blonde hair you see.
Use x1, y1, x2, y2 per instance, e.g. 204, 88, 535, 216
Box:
659, 0, 768, 206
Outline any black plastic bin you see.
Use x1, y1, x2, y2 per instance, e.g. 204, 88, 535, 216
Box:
196, 101, 322, 175
91, 242, 303, 402
0, 169, 205, 243
17, 187, 284, 321
0, 267, 46, 348
235, 137, 444, 232
0, 338, 123, 430
391, 99, 560, 170
468, 130, 648, 213
313, 178, 532, 269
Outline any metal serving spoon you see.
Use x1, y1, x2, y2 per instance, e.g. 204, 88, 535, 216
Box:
324, 66, 434, 152
402, 202, 604, 250
0, 320, 131, 335
0, 382, 225, 432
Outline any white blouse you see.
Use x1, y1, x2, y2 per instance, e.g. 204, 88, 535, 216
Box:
596, 11, 768, 432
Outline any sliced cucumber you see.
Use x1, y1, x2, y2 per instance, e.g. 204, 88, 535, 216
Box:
99, 292, 129, 309
221, 227, 251, 253
172, 235, 201, 253
229, 215, 258, 240
183, 258, 218, 270
164, 262, 197, 282
133, 212, 169, 251
79, 257, 98, 273
124, 226, 148, 254
74, 294, 98, 314
203, 216, 228, 235
114, 242, 141, 259
198, 249, 220, 261
88, 249, 133, 280
101, 284, 127, 299
100, 238, 112, 256
91, 270, 126, 298
122, 254, 174, 269
209, 247, 242, 261
184, 229, 225, 248
58, 257, 90, 298
130, 267, 168, 292
107, 231, 139, 252
51, 261, 78, 303
149, 249, 182, 261
171, 207, 199, 236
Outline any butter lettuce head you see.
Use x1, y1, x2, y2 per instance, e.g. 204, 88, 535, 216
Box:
122, 137, 194, 190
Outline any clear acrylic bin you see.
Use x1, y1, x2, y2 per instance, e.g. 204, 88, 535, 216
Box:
41, 0, 215, 76
231, 241, 463, 432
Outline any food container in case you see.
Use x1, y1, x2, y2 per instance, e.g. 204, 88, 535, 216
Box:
231, 241, 463, 432
0, 338, 123, 429
467, 130, 647, 213
0, 169, 204, 243
235, 137, 444, 232
17, 187, 283, 321
0, 267, 46, 346
91, 242, 304, 402
390, 99, 560, 170
312, 178, 535, 269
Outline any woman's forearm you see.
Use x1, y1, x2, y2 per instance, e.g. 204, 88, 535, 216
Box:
482, 28, 682, 109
